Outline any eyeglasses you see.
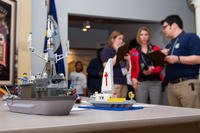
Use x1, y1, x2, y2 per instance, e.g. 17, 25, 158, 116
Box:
162, 24, 169, 30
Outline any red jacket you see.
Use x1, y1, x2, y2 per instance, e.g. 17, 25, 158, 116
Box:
130, 45, 164, 81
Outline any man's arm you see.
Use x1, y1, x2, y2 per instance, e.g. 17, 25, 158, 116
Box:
178, 55, 200, 65
165, 55, 200, 65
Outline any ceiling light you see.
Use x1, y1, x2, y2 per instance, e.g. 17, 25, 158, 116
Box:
85, 21, 91, 29
82, 20, 90, 32
82, 27, 88, 32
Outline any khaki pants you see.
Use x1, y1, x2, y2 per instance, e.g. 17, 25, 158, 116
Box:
167, 79, 200, 108
114, 84, 128, 98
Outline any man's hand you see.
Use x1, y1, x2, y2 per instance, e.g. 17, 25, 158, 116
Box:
161, 48, 169, 56
164, 55, 179, 64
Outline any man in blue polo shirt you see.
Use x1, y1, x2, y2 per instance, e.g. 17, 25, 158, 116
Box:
161, 15, 200, 108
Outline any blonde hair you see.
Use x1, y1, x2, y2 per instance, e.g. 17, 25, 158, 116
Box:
136, 26, 151, 45
108, 30, 124, 47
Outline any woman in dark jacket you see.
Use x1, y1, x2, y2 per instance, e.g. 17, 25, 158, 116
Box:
101, 30, 129, 98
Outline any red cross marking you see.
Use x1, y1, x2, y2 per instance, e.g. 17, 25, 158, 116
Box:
104, 72, 108, 86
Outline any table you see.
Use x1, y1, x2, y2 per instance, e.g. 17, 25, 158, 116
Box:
0, 100, 200, 133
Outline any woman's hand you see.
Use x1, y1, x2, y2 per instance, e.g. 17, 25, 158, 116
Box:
113, 44, 121, 52
113, 42, 124, 51
142, 66, 153, 75
124, 53, 130, 61
132, 78, 138, 90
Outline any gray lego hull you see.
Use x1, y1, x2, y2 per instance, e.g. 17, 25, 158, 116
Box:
89, 100, 136, 108
6, 96, 75, 115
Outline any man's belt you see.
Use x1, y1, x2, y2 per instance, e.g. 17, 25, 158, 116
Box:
169, 76, 199, 84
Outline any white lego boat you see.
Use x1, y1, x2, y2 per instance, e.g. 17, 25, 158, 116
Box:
89, 58, 136, 108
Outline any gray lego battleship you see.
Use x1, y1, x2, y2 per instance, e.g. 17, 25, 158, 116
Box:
7, 96, 75, 115
6, 75, 76, 115
6, 30, 75, 115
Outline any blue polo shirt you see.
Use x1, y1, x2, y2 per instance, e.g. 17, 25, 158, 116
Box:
100, 46, 127, 84
165, 32, 200, 80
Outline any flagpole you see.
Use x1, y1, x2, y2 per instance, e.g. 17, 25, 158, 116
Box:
43, 0, 66, 76
45, 0, 50, 13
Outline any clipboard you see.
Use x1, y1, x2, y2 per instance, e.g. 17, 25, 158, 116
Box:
145, 50, 166, 66
116, 44, 129, 65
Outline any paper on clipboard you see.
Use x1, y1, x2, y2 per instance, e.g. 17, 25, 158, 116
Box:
146, 50, 166, 66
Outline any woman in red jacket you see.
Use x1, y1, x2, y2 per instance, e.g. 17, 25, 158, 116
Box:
130, 26, 163, 104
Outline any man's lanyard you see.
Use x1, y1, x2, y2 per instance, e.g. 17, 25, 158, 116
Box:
169, 37, 179, 55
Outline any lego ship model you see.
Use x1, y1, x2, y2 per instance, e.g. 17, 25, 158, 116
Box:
6, 75, 75, 115
6, 22, 75, 115
88, 58, 136, 108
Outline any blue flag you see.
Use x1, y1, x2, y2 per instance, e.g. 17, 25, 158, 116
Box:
44, 0, 65, 75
